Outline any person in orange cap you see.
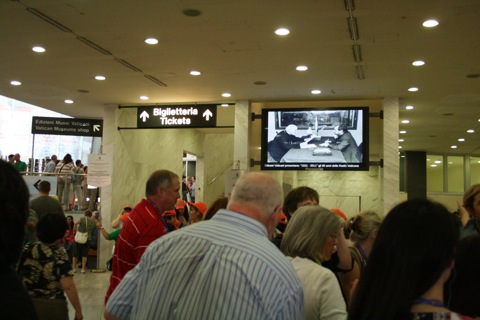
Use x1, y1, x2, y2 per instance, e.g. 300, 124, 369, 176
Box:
187, 201, 207, 224
331, 208, 347, 221
175, 199, 188, 225
111, 204, 133, 229
163, 210, 180, 230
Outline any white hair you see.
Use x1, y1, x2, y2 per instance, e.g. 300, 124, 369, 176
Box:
285, 125, 298, 135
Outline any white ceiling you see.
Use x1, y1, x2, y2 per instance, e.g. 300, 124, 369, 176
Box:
1, 0, 479, 155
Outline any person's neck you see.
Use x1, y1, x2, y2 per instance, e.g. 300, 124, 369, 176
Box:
358, 239, 373, 257
411, 272, 450, 313
39, 192, 49, 197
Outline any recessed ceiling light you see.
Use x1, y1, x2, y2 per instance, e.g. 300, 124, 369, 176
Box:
64, 99, 74, 104
399, 139, 404, 142
408, 87, 419, 92
412, 60, 425, 66
311, 90, 321, 94
467, 129, 475, 133
140, 96, 149, 100
145, 38, 158, 45
222, 92, 231, 97
434, 160, 442, 164
275, 28, 290, 36
431, 164, 437, 167
10, 80, 21, 86
451, 145, 458, 149
401, 120, 410, 124
458, 138, 465, 142
190, 71, 201, 76
95, 75, 106, 80
423, 19, 439, 27
32, 46, 46, 53
399, 130, 407, 134
296, 66, 308, 71
398, 146, 402, 149
221, 104, 229, 107
405, 105, 414, 110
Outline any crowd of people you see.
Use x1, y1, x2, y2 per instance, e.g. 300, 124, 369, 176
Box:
8, 152, 97, 212
1, 158, 479, 319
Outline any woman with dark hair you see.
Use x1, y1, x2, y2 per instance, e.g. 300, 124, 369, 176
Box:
281, 205, 347, 320
64, 215, 75, 260
72, 210, 97, 273
18, 214, 83, 320
0, 159, 38, 319
348, 199, 463, 320
203, 196, 229, 221
55, 153, 75, 210
446, 234, 480, 318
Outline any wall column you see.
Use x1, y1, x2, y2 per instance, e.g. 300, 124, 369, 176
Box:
233, 100, 250, 171
97, 106, 116, 269
382, 97, 400, 214
405, 151, 427, 199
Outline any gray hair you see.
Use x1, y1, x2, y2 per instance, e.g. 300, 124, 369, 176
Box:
281, 205, 341, 262
349, 210, 382, 243
229, 172, 283, 217
145, 170, 178, 197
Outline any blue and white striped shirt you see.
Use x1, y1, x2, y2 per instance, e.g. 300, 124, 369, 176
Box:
106, 209, 304, 319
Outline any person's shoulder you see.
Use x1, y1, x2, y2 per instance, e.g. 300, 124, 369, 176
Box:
292, 256, 337, 278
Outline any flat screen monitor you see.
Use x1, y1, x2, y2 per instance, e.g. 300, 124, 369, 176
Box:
261, 106, 369, 171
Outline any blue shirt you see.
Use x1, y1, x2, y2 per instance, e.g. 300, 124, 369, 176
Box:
106, 209, 304, 319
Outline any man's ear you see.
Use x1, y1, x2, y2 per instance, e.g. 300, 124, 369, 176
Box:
156, 187, 165, 197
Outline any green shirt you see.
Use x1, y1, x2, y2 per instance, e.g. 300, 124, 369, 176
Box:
14, 161, 27, 172
108, 228, 122, 243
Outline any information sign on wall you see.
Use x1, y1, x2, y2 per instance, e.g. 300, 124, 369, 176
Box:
136, 104, 217, 128
31, 116, 103, 137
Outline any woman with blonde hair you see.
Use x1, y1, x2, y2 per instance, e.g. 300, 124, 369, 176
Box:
459, 184, 480, 238
281, 205, 347, 320
339, 210, 382, 303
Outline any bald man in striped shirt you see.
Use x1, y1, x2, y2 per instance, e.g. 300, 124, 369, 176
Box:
105, 172, 304, 320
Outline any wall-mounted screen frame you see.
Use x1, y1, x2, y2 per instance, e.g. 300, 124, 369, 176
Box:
261, 106, 369, 171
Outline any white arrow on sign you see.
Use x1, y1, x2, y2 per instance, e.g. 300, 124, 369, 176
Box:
93, 124, 101, 132
140, 111, 150, 122
203, 109, 213, 121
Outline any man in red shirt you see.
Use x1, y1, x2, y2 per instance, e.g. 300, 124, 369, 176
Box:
105, 169, 180, 303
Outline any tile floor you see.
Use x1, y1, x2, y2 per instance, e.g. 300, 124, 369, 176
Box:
68, 270, 110, 320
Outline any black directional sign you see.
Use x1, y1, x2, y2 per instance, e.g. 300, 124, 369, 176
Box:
31, 116, 103, 137
136, 104, 217, 128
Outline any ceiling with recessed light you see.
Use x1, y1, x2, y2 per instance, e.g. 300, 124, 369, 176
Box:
0, 0, 479, 156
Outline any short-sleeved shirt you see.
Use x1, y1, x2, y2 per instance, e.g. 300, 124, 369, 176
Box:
29, 196, 64, 221
108, 228, 121, 242
77, 216, 97, 240
17, 242, 73, 299
105, 199, 169, 303
14, 161, 27, 172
